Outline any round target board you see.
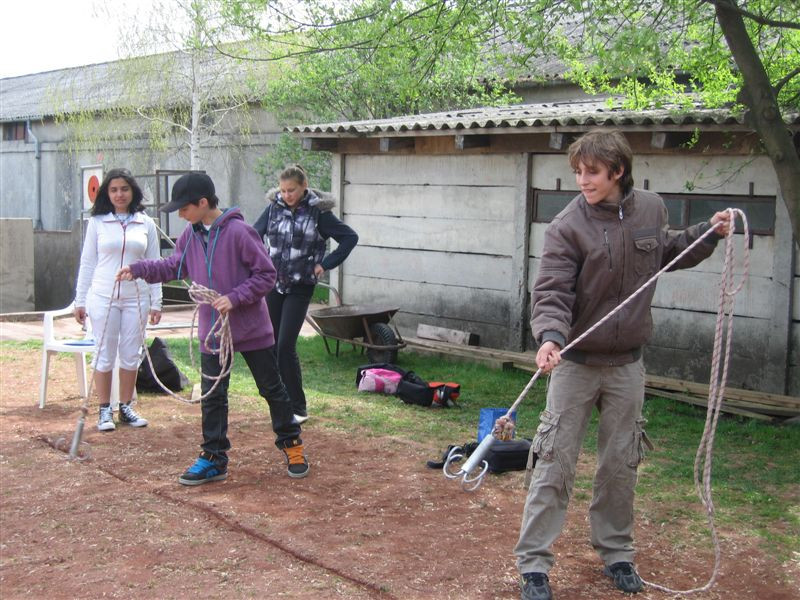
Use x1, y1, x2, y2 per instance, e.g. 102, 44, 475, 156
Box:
87, 175, 100, 203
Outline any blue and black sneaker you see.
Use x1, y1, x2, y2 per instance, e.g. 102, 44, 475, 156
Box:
178, 454, 228, 486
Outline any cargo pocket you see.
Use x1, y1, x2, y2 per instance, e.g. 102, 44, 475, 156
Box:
633, 229, 659, 277
531, 410, 560, 461
523, 441, 539, 489
627, 417, 654, 468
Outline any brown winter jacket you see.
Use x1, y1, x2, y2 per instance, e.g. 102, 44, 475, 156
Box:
531, 188, 721, 366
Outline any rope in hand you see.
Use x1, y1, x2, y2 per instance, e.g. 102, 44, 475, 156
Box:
643, 208, 749, 595
496, 208, 750, 594
135, 281, 235, 404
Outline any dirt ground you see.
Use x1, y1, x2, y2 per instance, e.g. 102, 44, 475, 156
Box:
1, 341, 798, 599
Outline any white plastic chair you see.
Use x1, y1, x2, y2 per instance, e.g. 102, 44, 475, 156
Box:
38, 302, 124, 409
39, 302, 92, 409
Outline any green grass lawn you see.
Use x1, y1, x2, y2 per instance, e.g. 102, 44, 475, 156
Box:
10, 336, 798, 561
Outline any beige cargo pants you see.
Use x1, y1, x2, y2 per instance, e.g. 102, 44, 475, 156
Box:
515, 358, 650, 575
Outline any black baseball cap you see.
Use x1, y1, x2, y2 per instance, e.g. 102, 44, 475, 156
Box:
161, 172, 215, 212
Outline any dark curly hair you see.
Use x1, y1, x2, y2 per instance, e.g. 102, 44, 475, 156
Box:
91, 168, 145, 216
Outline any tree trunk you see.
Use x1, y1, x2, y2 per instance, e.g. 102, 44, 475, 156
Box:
713, 0, 800, 242
190, 84, 202, 171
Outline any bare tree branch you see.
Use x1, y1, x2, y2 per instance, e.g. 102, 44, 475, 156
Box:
702, 0, 800, 30
774, 66, 800, 94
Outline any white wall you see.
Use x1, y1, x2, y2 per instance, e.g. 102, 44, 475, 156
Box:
340, 154, 522, 348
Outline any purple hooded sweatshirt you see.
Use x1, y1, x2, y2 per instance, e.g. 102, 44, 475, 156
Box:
129, 208, 276, 353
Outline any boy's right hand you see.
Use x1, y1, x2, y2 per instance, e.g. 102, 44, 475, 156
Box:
73, 306, 86, 325
116, 266, 134, 281
536, 341, 562, 373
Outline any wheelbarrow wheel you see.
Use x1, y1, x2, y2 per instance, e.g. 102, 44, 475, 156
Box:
366, 322, 398, 364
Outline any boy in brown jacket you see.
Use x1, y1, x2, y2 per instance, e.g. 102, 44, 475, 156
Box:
517, 130, 731, 600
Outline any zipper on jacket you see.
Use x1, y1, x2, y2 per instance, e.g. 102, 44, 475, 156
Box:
604, 229, 613, 271
618, 203, 624, 221
117, 221, 128, 300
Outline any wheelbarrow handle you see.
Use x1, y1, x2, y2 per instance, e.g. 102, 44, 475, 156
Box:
315, 281, 342, 306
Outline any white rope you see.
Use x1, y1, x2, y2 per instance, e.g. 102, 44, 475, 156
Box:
135, 281, 235, 404
502, 209, 750, 595
642, 208, 749, 594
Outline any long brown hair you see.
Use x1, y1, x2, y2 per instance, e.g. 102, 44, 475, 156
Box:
91, 168, 145, 215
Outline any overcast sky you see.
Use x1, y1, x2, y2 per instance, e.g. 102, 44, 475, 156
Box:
0, 0, 155, 78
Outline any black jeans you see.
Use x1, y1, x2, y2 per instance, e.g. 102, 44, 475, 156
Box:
266, 285, 314, 416
200, 347, 300, 467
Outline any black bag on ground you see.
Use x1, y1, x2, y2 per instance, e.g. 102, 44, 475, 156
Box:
136, 337, 189, 393
426, 438, 534, 474
356, 363, 435, 407
396, 371, 435, 407
485, 438, 533, 473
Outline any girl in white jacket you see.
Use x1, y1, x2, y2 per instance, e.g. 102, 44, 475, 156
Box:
74, 168, 162, 431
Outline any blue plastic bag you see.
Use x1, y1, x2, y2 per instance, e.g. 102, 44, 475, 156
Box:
478, 407, 516, 441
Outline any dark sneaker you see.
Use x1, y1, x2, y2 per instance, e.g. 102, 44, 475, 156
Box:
178, 454, 228, 486
603, 562, 643, 593
521, 572, 552, 600
97, 405, 115, 431
282, 440, 309, 478
119, 403, 148, 427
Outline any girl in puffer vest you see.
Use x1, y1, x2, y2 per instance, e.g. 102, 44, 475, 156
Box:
253, 165, 358, 423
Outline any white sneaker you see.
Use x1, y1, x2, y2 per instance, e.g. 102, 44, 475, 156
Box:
97, 405, 115, 431
119, 403, 148, 427
293, 414, 309, 425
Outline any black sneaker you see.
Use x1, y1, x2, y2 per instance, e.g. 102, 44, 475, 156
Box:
282, 440, 309, 478
603, 562, 643, 593
178, 454, 228, 486
119, 403, 148, 427
521, 572, 552, 600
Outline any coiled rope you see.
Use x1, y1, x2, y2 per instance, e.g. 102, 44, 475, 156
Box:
134, 281, 235, 404
500, 208, 749, 594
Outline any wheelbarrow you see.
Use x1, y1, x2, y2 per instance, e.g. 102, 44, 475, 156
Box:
304, 283, 406, 363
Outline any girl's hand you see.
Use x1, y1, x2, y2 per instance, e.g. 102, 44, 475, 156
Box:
74, 306, 86, 325
149, 310, 162, 326
314, 264, 325, 278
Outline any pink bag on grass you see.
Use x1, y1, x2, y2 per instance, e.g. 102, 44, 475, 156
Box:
357, 368, 403, 394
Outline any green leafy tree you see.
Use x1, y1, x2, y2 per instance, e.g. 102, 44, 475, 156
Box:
52, 0, 266, 172
217, 0, 800, 239
256, 133, 332, 191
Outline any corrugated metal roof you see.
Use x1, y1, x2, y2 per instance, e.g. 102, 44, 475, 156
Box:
288, 100, 800, 136
0, 51, 267, 122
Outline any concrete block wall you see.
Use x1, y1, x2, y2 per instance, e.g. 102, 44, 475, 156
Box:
0, 219, 35, 312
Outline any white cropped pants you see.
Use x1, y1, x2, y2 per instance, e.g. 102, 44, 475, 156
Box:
86, 291, 149, 372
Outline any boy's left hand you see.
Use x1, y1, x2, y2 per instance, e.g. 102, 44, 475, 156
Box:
710, 210, 733, 236
212, 295, 233, 315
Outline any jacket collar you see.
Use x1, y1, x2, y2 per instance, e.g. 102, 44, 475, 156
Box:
101, 211, 145, 224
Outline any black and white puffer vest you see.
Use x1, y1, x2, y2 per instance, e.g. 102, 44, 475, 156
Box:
264, 188, 335, 293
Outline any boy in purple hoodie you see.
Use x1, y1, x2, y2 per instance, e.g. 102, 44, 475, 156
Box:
118, 172, 309, 483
